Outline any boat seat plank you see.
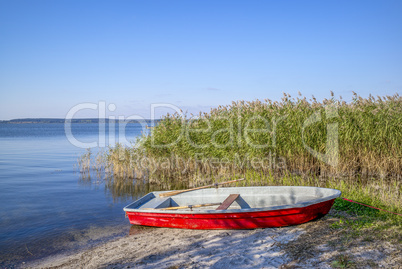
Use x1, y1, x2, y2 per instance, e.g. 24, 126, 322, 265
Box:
216, 194, 240, 210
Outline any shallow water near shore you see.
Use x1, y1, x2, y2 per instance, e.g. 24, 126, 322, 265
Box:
0, 123, 148, 267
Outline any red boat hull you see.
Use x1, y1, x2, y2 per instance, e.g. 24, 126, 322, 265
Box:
126, 199, 335, 229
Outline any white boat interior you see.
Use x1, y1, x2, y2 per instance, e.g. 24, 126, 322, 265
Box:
124, 186, 341, 214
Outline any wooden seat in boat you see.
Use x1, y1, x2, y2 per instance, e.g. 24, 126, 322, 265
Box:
216, 194, 240, 210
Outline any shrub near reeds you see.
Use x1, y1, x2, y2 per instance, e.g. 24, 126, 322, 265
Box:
135, 92, 401, 181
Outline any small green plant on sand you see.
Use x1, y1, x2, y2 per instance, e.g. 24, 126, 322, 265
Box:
331, 254, 356, 268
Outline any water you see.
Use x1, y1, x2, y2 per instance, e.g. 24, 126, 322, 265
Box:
0, 123, 149, 266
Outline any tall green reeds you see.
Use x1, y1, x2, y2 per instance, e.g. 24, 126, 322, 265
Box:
78, 92, 401, 210
135, 92, 401, 180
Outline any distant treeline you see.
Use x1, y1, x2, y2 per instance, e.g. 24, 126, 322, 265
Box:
0, 118, 159, 124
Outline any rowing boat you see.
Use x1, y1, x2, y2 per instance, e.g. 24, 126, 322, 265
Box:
123, 186, 341, 229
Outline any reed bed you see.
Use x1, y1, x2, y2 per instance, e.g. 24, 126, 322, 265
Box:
78, 92, 401, 214
136, 92, 401, 179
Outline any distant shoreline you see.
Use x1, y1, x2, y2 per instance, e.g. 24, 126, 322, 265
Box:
0, 118, 159, 124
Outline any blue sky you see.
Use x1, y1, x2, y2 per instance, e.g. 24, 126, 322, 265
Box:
0, 0, 401, 120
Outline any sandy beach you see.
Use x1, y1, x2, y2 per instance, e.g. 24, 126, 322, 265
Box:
25, 210, 401, 269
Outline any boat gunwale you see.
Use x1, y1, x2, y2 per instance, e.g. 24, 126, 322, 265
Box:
123, 186, 341, 215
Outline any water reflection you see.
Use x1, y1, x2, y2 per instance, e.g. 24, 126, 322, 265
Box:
79, 172, 191, 203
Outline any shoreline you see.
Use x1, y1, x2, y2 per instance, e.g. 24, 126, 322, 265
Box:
24, 210, 401, 268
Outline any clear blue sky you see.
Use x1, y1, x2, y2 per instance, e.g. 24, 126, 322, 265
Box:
0, 0, 401, 120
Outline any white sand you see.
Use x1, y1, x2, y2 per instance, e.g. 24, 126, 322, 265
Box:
25, 213, 401, 269
27, 226, 304, 269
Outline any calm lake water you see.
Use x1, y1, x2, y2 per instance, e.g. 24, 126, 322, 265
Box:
0, 123, 149, 266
